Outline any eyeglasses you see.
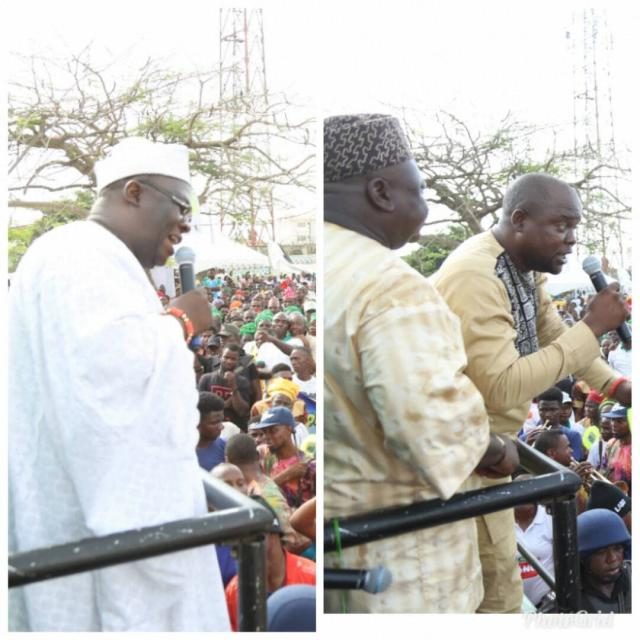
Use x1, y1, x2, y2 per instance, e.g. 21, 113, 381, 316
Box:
137, 180, 192, 223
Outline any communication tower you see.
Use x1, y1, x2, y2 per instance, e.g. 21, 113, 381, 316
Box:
567, 9, 628, 270
218, 9, 274, 246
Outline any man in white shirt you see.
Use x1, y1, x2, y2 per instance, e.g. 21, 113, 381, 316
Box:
514, 508, 555, 607
513, 475, 555, 608
290, 347, 316, 399
607, 338, 632, 377
9, 138, 229, 631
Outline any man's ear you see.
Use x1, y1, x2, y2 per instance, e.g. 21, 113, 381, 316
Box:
365, 176, 394, 212
122, 180, 142, 207
511, 208, 528, 232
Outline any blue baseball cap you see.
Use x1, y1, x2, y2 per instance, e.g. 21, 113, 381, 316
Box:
253, 406, 295, 430
602, 404, 628, 419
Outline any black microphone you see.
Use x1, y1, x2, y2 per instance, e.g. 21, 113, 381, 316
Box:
324, 566, 392, 593
582, 255, 631, 345
175, 246, 196, 293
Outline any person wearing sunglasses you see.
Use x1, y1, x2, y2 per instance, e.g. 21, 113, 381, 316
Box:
9, 137, 227, 631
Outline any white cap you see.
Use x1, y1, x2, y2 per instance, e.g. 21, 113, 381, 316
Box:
94, 137, 191, 192
561, 391, 572, 404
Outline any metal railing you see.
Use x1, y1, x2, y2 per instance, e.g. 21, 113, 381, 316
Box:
9, 471, 276, 631
517, 541, 555, 593
325, 440, 582, 612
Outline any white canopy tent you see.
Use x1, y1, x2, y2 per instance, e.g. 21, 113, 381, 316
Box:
544, 260, 595, 296
149, 227, 270, 294
176, 227, 270, 275
544, 253, 625, 296
267, 241, 316, 275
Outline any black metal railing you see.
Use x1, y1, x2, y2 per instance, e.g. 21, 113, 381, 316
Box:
325, 440, 582, 612
517, 541, 555, 592
9, 471, 276, 631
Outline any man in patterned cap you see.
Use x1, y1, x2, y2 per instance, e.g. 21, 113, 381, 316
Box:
324, 114, 519, 613
431, 172, 631, 612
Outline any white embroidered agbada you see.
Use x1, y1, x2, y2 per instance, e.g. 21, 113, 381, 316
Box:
9, 220, 230, 631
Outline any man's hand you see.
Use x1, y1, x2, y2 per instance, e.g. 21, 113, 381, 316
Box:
582, 283, 630, 338
223, 371, 237, 390
611, 379, 631, 407
277, 461, 308, 483
524, 427, 544, 446
570, 460, 594, 484
255, 330, 272, 346
171, 288, 212, 335
476, 436, 519, 478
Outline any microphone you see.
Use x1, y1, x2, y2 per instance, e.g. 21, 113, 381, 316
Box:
324, 566, 392, 593
175, 246, 196, 293
582, 256, 631, 345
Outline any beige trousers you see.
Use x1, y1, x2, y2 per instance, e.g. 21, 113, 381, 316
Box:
475, 509, 523, 613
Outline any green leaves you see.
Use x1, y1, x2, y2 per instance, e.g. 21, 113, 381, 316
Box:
9, 195, 90, 272
403, 226, 468, 277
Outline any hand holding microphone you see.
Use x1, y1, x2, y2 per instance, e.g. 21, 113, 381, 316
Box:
581, 256, 630, 344
581, 255, 632, 407
170, 246, 211, 335
171, 289, 211, 335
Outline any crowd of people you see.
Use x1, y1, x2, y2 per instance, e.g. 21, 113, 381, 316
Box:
9, 122, 633, 633
162, 268, 318, 630
513, 303, 632, 612
324, 113, 632, 616
8, 137, 316, 632
556, 294, 632, 378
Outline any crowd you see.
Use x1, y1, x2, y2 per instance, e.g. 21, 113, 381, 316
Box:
555, 294, 632, 378
9, 121, 633, 633
323, 113, 632, 616
513, 303, 632, 612
8, 137, 316, 632
160, 268, 318, 631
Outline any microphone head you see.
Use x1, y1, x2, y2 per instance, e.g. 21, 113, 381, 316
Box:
582, 255, 601, 275
362, 565, 392, 594
175, 246, 196, 265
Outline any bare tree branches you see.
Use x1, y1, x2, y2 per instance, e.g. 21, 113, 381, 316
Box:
8, 47, 315, 243
406, 111, 631, 253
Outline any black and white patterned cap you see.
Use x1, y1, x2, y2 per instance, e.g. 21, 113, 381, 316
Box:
324, 114, 413, 183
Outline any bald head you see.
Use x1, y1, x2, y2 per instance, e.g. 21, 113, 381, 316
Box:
493, 173, 582, 274
211, 462, 247, 494
501, 173, 578, 222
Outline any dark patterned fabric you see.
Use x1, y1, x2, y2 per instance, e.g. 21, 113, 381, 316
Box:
324, 114, 413, 183
495, 252, 539, 356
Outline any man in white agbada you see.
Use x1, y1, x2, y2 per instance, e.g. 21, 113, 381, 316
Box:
9, 138, 230, 631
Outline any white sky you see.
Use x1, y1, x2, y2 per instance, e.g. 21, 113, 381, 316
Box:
314, 1, 636, 264
317, 2, 634, 127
